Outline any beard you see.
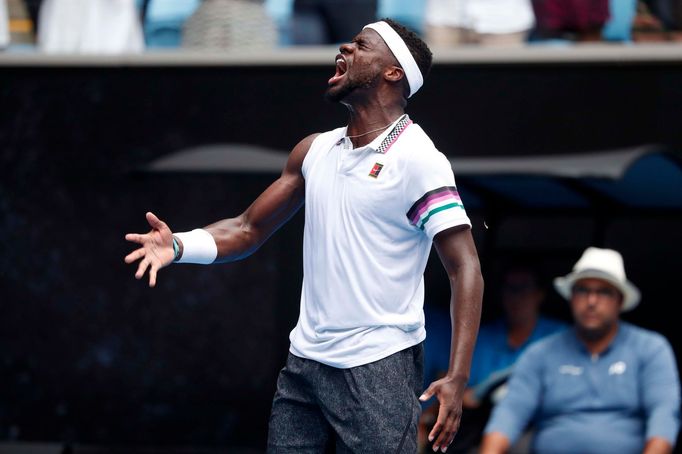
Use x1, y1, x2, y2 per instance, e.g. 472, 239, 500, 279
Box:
577, 324, 610, 342
575, 316, 616, 343
324, 67, 381, 103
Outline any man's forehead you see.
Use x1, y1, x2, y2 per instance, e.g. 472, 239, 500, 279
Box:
355, 28, 397, 63
574, 278, 616, 288
356, 28, 387, 47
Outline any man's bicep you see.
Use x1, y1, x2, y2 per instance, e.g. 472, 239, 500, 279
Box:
247, 176, 304, 227
201, 134, 317, 260
282, 132, 319, 179
206, 170, 304, 262
243, 133, 318, 233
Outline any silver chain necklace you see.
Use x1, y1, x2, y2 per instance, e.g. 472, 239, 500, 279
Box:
346, 114, 404, 139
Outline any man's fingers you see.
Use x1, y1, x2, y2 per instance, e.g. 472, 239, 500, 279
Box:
429, 406, 459, 452
433, 432, 454, 453
124, 248, 145, 264
148, 265, 158, 288
428, 420, 441, 443
127, 213, 170, 287
419, 386, 434, 402
125, 233, 143, 243
146, 211, 167, 231
432, 421, 455, 453
135, 259, 149, 280
429, 421, 447, 451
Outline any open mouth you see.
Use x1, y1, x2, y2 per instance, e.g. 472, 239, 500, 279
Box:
328, 55, 347, 85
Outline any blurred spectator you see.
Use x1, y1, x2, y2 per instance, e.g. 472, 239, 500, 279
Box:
591, 0, 681, 43
181, 0, 277, 50
671, 0, 682, 38
530, 0, 610, 42
2, 0, 38, 50
642, 0, 682, 31
264, 0, 294, 45
633, 0, 667, 40
37, 0, 144, 53
423, 0, 535, 47
289, 0, 377, 45
631, 0, 682, 41
138, 0, 200, 49
420, 260, 567, 453
20, 0, 39, 32
601, 0, 638, 42
480, 247, 681, 454
0, 0, 8, 49
378, 0, 426, 36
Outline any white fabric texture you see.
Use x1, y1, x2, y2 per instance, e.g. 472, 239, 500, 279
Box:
0, 0, 8, 49
38, 0, 144, 53
174, 229, 218, 265
289, 116, 471, 368
425, 0, 535, 34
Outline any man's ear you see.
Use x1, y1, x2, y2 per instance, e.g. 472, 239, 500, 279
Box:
384, 65, 404, 83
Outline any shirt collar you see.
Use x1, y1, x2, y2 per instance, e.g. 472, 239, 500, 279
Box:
572, 321, 624, 357
342, 114, 412, 154
369, 114, 411, 154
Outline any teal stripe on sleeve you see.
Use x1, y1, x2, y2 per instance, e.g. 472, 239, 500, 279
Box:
418, 202, 463, 230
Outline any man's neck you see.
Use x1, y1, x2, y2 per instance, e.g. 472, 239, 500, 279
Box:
345, 107, 405, 148
576, 322, 620, 356
507, 317, 537, 349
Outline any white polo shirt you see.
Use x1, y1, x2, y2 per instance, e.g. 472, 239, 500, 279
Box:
289, 115, 471, 368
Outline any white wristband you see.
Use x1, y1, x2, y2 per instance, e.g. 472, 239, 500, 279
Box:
174, 229, 217, 264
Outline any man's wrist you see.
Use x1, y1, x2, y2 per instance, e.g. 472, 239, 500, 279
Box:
172, 229, 217, 264
172, 235, 183, 262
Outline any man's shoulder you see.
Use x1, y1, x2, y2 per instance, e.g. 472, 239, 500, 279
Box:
297, 127, 346, 160
536, 316, 570, 333
395, 123, 449, 169
310, 126, 346, 143
400, 122, 437, 150
620, 321, 673, 351
524, 329, 571, 356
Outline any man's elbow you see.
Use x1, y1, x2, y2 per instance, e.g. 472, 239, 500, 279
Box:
457, 253, 483, 284
479, 431, 511, 454
643, 436, 674, 454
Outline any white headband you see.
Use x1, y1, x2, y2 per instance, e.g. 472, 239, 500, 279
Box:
363, 21, 423, 98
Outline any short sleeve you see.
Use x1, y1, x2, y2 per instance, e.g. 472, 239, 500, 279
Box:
405, 150, 471, 239
484, 342, 545, 443
641, 334, 681, 444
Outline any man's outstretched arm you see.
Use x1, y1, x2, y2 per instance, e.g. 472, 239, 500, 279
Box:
420, 225, 483, 452
124, 133, 318, 287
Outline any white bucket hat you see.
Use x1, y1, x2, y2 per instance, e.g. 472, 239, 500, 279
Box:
553, 247, 641, 312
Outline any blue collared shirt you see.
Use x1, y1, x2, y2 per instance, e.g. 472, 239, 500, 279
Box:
422, 308, 566, 390
485, 321, 681, 454
468, 316, 568, 389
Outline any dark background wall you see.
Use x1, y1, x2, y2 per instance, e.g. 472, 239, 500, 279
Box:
1, 53, 681, 452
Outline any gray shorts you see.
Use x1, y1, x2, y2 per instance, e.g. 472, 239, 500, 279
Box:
267, 343, 424, 453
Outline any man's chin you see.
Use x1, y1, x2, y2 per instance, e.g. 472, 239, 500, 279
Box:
578, 323, 610, 341
324, 88, 345, 103
325, 81, 357, 103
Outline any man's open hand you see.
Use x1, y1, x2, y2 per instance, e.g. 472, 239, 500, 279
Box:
124, 212, 174, 287
419, 375, 464, 452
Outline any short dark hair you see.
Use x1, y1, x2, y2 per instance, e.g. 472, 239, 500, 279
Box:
382, 18, 433, 81
501, 259, 548, 291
